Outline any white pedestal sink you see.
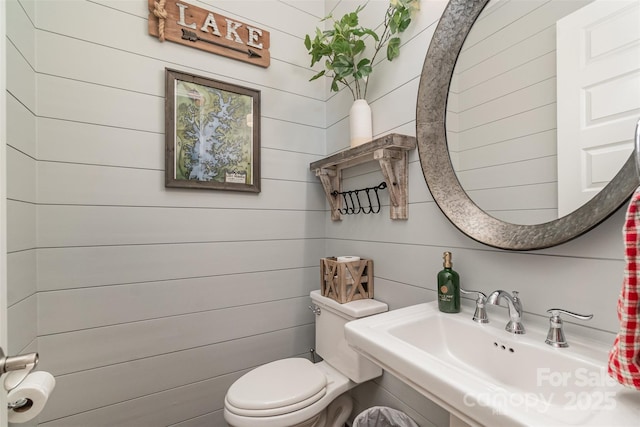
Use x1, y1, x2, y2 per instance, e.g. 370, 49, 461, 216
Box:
345, 301, 640, 426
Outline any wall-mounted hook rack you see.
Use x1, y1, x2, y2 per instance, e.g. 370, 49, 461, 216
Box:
332, 182, 387, 215
309, 134, 416, 220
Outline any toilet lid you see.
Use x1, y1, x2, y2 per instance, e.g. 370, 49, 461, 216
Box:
226, 358, 327, 414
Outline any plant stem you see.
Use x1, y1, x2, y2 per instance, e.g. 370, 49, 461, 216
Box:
363, 5, 393, 100
344, 79, 356, 100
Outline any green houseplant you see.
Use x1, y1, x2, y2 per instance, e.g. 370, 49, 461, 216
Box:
304, 0, 420, 146
304, 0, 420, 101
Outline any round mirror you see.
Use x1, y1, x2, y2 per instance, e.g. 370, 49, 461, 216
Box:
416, 0, 639, 250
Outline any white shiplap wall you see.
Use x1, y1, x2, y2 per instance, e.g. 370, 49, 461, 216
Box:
3, 0, 630, 426
323, 1, 627, 426
1, 4, 6, 423
6, 0, 38, 368
7, 0, 328, 425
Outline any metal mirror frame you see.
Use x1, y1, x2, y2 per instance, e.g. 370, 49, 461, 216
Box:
416, 0, 639, 251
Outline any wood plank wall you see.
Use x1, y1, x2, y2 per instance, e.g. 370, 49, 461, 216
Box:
324, 1, 626, 426
6, 0, 38, 365
4, 0, 629, 426
6, 0, 328, 425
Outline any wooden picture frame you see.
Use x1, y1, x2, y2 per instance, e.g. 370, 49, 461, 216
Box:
165, 68, 261, 192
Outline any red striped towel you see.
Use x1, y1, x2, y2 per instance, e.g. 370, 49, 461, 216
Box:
608, 187, 640, 389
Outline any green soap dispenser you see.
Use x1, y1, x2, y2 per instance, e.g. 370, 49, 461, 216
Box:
438, 251, 460, 313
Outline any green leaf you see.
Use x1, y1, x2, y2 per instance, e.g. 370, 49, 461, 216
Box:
397, 17, 411, 33
334, 64, 354, 79
304, 34, 311, 50
332, 54, 353, 75
353, 39, 366, 56
362, 28, 379, 41
331, 80, 339, 92
309, 70, 326, 82
356, 58, 371, 69
397, 9, 411, 32
333, 38, 351, 54
318, 47, 332, 59
387, 37, 401, 60
325, 59, 334, 71
342, 11, 359, 27
353, 58, 371, 80
389, 11, 400, 33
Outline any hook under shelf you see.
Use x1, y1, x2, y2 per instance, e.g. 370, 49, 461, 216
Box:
331, 182, 387, 216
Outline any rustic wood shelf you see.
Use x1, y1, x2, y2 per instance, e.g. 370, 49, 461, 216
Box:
309, 133, 416, 221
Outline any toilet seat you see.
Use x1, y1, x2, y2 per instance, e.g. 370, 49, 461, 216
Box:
225, 358, 327, 417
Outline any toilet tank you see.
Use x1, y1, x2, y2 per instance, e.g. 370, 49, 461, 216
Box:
310, 290, 388, 383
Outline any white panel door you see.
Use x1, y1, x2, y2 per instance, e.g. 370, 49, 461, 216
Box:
557, 0, 640, 217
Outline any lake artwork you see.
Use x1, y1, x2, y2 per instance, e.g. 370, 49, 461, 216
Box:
174, 80, 253, 185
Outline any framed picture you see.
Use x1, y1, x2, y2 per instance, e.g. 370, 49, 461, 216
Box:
165, 68, 261, 192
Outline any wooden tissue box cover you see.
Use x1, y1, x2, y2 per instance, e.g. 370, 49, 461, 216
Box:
320, 257, 373, 303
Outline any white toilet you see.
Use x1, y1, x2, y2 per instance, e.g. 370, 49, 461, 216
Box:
224, 290, 388, 427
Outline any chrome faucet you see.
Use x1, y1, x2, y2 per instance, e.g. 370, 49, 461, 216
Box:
486, 290, 525, 334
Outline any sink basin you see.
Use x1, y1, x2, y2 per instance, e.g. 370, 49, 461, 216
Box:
345, 301, 640, 426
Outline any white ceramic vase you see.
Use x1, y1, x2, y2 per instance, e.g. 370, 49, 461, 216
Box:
349, 99, 373, 148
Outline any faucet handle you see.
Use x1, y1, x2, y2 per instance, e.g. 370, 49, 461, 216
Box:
460, 288, 486, 301
545, 308, 593, 348
547, 308, 593, 321
460, 289, 488, 324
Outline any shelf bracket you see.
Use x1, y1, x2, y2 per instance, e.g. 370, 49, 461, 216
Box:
315, 168, 342, 221
374, 148, 408, 220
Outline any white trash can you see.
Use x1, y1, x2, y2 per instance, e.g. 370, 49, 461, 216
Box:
352, 406, 420, 427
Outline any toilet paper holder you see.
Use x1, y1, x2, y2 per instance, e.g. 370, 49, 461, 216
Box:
0, 347, 39, 410
7, 397, 31, 411
0, 348, 39, 378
